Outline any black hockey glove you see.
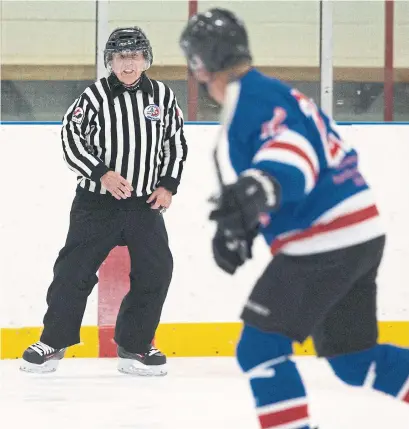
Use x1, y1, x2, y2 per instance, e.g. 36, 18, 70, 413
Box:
209, 169, 280, 239
212, 226, 258, 275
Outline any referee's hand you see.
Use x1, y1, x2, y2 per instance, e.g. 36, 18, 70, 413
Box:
101, 171, 133, 200
147, 187, 172, 211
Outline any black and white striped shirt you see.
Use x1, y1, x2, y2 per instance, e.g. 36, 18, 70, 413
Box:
61, 73, 188, 196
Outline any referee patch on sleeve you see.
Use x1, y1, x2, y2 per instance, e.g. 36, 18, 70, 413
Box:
72, 106, 84, 124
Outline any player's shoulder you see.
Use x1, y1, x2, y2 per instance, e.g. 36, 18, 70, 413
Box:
241, 68, 292, 95
231, 70, 292, 124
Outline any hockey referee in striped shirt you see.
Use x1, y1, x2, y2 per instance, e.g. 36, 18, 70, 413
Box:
21, 27, 188, 376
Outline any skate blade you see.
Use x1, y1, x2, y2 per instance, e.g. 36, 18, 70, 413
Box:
19, 359, 59, 374
117, 358, 167, 376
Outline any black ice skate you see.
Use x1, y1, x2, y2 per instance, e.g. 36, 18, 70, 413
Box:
117, 345, 167, 376
20, 341, 66, 374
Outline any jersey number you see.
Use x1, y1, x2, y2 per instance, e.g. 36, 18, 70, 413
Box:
291, 89, 350, 167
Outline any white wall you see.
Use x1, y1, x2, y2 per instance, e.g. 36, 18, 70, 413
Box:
1, 124, 409, 329
2, 0, 408, 67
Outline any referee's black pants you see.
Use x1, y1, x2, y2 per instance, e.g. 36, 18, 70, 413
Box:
40, 189, 173, 354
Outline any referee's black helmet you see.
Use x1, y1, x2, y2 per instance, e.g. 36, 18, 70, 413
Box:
104, 27, 153, 69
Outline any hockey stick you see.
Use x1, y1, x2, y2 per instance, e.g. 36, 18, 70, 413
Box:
212, 124, 227, 193
210, 122, 254, 263
211, 82, 240, 194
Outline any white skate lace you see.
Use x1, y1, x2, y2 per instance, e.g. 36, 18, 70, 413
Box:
29, 341, 57, 356
148, 347, 160, 356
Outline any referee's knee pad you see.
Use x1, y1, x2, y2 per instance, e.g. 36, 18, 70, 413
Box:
236, 324, 293, 373
328, 344, 409, 399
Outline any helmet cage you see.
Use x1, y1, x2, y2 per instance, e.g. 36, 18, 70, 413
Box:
104, 28, 153, 72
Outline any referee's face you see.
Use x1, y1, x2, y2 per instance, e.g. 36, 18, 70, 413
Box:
112, 51, 146, 86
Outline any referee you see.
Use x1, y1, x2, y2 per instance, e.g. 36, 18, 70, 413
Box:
20, 27, 188, 376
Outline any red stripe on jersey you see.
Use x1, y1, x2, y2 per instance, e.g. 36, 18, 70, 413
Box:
403, 389, 409, 403
270, 205, 379, 255
258, 404, 309, 428
263, 140, 318, 181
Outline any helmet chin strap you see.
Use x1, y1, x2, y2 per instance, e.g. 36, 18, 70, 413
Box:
109, 72, 142, 94
123, 76, 141, 89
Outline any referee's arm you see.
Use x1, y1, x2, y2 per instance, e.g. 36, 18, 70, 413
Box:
157, 92, 188, 194
61, 93, 109, 181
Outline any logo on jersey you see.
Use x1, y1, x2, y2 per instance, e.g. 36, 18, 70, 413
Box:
72, 106, 84, 125
144, 104, 160, 121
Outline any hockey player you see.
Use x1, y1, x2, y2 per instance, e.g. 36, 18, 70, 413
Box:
179, 8, 409, 429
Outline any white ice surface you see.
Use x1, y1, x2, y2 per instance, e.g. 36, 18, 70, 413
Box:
1, 357, 408, 429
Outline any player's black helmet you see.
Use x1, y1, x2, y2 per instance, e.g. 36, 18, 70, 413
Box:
179, 8, 252, 74
104, 27, 153, 69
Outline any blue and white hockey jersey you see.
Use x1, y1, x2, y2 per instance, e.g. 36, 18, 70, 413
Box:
221, 68, 384, 256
